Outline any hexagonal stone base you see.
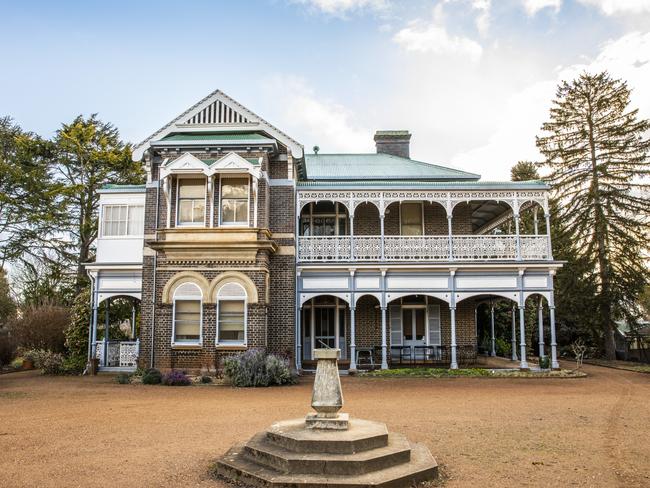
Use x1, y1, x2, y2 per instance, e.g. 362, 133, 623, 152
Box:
212, 418, 438, 487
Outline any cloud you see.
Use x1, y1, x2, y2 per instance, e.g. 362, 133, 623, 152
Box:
450, 31, 650, 178
393, 11, 483, 61
259, 76, 373, 154
292, 0, 388, 15
521, 0, 562, 16
577, 0, 650, 15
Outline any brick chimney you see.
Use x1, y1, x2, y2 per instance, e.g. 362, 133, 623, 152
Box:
374, 130, 411, 159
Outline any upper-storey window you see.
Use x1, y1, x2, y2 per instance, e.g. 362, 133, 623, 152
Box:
220, 177, 249, 226
400, 202, 423, 236
300, 202, 348, 236
101, 205, 144, 237
177, 178, 206, 226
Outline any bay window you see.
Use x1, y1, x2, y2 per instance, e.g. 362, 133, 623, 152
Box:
220, 177, 249, 226
177, 178, 206, 226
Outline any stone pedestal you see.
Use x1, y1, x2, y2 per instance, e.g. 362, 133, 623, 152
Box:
213, 347, 438, 486
307, 349, 348, 430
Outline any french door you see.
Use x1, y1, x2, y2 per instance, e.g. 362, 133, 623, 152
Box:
302, 298, 347, 361
402, 308, 426, 349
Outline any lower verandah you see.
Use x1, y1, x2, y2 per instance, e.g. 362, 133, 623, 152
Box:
299, 295, 478, 370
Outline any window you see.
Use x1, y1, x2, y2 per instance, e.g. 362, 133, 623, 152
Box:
177, 179, 206, 226
102, 205, 144, 237
299, 202, 348, 236
220, 177, 249, 225
172, 283, 202, 344
401, 202, 423, 236
217, 283, 247, 344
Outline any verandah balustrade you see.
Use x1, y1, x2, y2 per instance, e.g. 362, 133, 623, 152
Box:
297, 234, 550, 262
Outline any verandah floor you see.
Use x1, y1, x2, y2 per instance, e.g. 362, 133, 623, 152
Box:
2, 361, 649, 487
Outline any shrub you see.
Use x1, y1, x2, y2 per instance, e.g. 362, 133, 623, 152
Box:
62, 355, 87, 375
64, 287, 90, 366
539, 356, 551, 369
8, 304, 70, 353
200, 375, 213, 384
495, 337, 511, 357
162, 370, 191, 386
142, 368, 162, 385
224, 349, 295, 387
32, 349, 65, 375
115, 373, 131, 384
10, 357, 24, 369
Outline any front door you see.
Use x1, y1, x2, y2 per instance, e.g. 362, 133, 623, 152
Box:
403, 308, 426, 352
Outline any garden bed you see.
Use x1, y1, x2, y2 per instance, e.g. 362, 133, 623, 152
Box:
584, 359, 650, 374
362, 367, 586, 378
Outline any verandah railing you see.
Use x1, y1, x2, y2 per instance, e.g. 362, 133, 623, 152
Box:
297, 235, 550, 262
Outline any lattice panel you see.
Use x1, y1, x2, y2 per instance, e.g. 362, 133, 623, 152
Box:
452, 236, 517, 260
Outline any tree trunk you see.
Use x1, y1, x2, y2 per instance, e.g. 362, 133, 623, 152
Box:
587, 101, 616, 359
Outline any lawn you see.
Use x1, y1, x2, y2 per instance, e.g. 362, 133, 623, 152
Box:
0, 362, 649, 487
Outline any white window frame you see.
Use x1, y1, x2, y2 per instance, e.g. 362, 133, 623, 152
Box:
171, 283, 203, 347
176, 176, 207, 228
216, 283, 248, 345
399, 201, 424, 236
300, 202, 348, 236
100, 204, 145, 238
219, 175, 250, 227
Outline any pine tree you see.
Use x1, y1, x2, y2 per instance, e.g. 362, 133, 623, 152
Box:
511, 161, 539, 182
536, 71, 650, 359
52, 115, 144, 291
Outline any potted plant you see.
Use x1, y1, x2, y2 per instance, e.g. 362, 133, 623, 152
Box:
21, 350, 36, 370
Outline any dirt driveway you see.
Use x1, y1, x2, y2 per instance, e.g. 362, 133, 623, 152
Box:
1, 363, 648, 488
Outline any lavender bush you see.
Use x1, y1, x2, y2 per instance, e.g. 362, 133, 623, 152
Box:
223, 349, 295, 387
161, 370, 191, 386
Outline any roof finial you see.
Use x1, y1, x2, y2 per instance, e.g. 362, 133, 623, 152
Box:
313, 145, 320, 155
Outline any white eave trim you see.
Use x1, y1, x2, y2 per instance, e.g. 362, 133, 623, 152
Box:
132, 89, 304, 160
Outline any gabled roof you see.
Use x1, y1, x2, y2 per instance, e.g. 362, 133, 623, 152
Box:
303, 153, 480, 181
132, 90, 303, 160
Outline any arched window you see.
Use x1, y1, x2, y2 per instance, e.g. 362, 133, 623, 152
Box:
216, 282, 247, 345
172, 282, 202, 345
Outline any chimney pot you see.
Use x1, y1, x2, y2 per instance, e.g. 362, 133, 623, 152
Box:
374, 130, 411, 159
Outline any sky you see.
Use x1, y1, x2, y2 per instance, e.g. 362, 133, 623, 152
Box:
1, 0, 650, 179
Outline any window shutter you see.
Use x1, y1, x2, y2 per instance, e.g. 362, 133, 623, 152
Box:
390, 304, 402, 346
427, 304, 441, 346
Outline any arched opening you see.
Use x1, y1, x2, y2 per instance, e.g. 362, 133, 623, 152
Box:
299, 201, 349, 236
216, 282, 248, 346
385, 294, 446, 366
458, 294, 519, 365
524, 293, 550, 361
453, 200, 517, 260
300, 295, 349, 364
94, 294, 141, 368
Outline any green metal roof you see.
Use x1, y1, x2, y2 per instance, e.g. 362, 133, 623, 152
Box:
99, 184, 147, 193
296, 180, 549, 190
200, 158, 260, 166
304, 153, 480, 181
151, 132, 276, 147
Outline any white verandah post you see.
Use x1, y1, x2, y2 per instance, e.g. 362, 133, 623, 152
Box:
490, 301, 496, 357
450, 269, 458, 369
511, 305, 518, 361
537, 296, 545, 359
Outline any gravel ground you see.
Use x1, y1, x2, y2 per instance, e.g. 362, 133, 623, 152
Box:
1, 361, 648, 488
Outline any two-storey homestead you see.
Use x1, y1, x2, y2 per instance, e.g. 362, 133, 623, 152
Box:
86, 90, 562, 373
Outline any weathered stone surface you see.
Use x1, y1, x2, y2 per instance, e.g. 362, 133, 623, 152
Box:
266, 418, 389, 454
311, 349, 343, 419
213, 441, 437, 487
305, 412, 349, 430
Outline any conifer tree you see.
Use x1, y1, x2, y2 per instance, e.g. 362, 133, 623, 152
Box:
536, 71, 650, 359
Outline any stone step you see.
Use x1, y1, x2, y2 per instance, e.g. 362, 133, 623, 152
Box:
266, 418, 389, 454
244, 431, 412, 475
213, 441, 438, 488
